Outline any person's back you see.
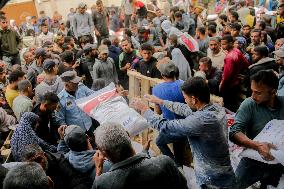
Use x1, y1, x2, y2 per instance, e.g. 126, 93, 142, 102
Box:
93, 153, 187, 189
35, 76, 63, 104
153, 80, 185, 120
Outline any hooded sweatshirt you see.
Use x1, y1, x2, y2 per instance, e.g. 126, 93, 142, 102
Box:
35, 75, 64, 104
68, 150, 111, 180
249, 57, 278, 77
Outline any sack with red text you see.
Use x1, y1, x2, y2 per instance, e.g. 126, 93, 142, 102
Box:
76, 83, 150, 136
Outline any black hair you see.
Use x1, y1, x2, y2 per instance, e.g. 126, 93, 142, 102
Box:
102, 39, 112, 47
64, 36, 74, 43
124, 28, 132, 37
79, 36, 90, 45
207, 25, 216, 33
140, 43, 153, 51
251, 29, 261, 36
181, 77, 210, 103
242, 24, 251, 29
253, 46, 269, 57
197, 26, 206, 35
221, 35, 234, 43
257, 20, 266, 30
231, 11, 239, 20
60, 50, 74, 64
199, 57, 212, 67
231, 23, 241, 31
174, 11, 182, 18
250, 70, 279, 90
41, 92, 59, 104
8, 70, 25, 83
219, 14, 227, 22
208, 21, 217, 28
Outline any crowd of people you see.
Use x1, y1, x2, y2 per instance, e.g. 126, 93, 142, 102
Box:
0, 0, 284, 188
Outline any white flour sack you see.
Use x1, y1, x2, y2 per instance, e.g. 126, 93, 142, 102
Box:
76, 83, 150, 136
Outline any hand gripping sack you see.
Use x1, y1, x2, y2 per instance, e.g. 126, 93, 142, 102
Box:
76, 83, 150, 136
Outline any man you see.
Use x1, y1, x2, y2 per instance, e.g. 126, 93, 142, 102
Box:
174, 11, 189, 33
58, 20, 68, 36
82, 43, 98, 78
58, 50, 93, 88
92, 0, 109, 45
0, 16, 22, 70
57, 125, 111, 180
249, 46, 278, 77
276, 3, 284, 39
93, 45, 119, 86
207, 37, 226, 70
220, 35, 250, 112
35, 59, 64, 105
229, 11, 241, 25
12, 80, 33, 121
119, 39, 139, 89
136, 43, 161, 78
198, 57, 222, 95
195, 26, 209, 56
22, 50, 34, 73
102, 38, 120, 72
230, 23, 242, 38
229, 70, 284, 189
0, 64, 10, 111
33, 92, 60, 145
5, 70, 25, 108
241, 24, 251, 45
207, 25, 218, 37
22, 144, 93, 189
92, 122, 188, 189
152, 62, 187, 166
3, 162, 51, 189
237, 0, 250, 25
38, 23, 54, 47
131, 77, 236, 188
136, 27, 160, 47
121, 0, 134, 28
56, 71, 95, 133
72, 3, 94, 44
27, 48, 46, 87
168, 34, 192, 81
275, 47, 284, 95
246, 29, 265, 54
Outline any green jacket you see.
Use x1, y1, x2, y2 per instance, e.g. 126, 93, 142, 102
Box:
0, 28, 22, 56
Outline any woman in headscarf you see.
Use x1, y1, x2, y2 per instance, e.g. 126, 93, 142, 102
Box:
11, 112, 57, 161
234, 36, 251, 63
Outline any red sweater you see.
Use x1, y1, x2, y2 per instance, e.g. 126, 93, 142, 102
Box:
220, 48, 250, 92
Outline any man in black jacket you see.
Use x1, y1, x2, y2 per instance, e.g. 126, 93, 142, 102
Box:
22, 144, 93, 189
92, 122, 188, 189
249, 46, 279, 77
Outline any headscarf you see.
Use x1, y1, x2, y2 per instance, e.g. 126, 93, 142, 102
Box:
11, 112, 57, 161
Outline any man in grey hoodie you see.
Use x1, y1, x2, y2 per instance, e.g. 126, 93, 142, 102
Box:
35, 59, 64, 105
27, 48, 46, 88
57, 125, 111, 180
93, 45, 118, 86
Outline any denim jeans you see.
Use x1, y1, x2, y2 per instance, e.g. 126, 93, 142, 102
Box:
156, 131, 187, 166
236, 157, 284, 189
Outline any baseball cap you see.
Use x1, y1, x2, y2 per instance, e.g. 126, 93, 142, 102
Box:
158, 62, 177, 77
35, 48, 47, 58
273, 48, 284, 58
98, 45, 109, 55
64, 125, 87, 151
60, 71, 81, 83
78, 2, 87, 8
43, 59, 57, 71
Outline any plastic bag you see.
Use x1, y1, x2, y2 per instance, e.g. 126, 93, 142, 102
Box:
76, 83, 150, 136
